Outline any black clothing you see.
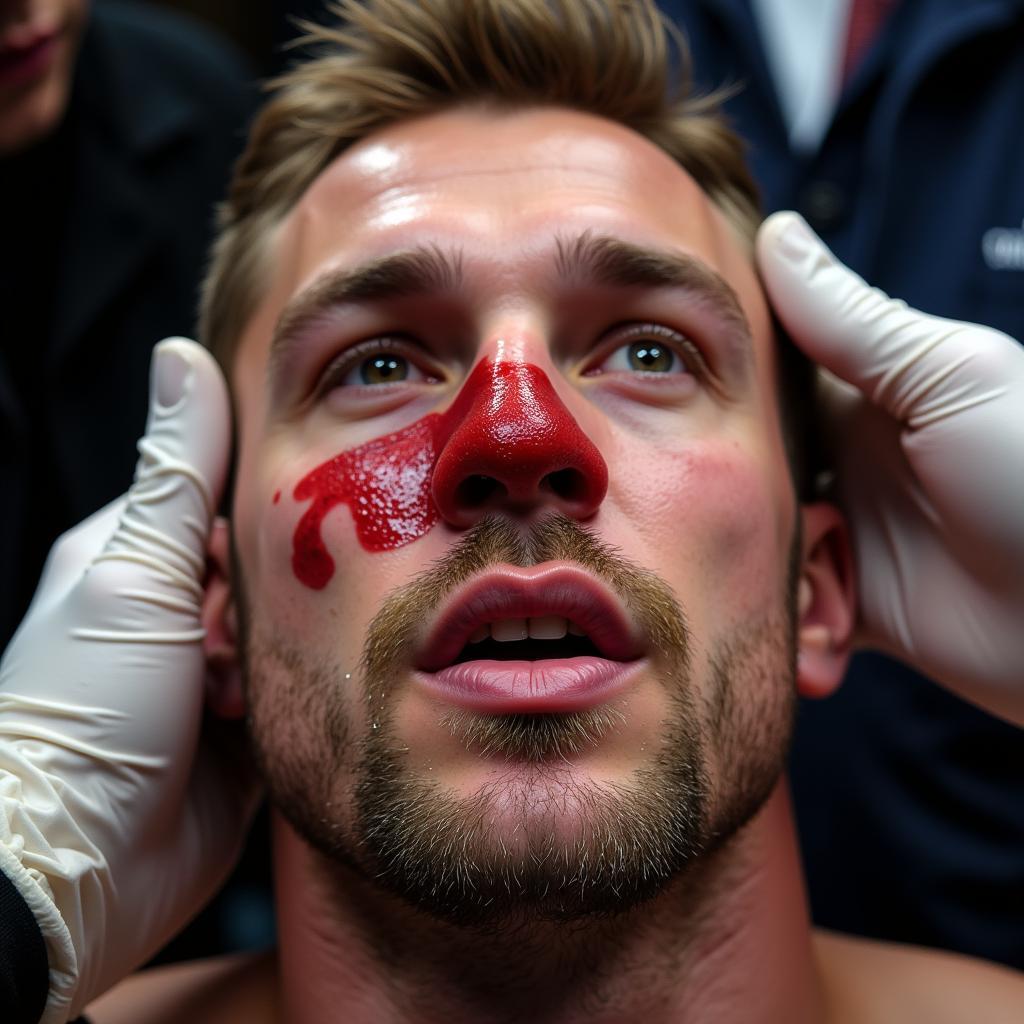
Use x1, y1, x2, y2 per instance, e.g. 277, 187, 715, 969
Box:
0, 0, 255, 648
0, 3, 254, 1020
0, 868, 48, 1024
660, 0, 1024, 968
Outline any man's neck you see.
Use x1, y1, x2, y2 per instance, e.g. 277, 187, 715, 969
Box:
270, 781, 825, 1024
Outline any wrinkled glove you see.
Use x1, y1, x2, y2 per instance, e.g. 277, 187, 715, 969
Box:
757, 212, 1024, 725
0, 338, 258, 1023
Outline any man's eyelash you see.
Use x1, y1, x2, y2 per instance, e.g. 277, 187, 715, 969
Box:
601, 323, 710, 376
317, 337, 420, 390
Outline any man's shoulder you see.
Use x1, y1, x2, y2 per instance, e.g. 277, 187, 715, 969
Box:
814, 929, 1024, 1023
85, 950, 276, 1024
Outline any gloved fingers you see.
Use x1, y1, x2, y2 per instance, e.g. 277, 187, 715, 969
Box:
88, 339, 231, 629
756, 211, 915, 386
757, 212, 1024, 425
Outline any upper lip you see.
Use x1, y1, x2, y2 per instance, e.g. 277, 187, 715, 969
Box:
415, 563, 645, 671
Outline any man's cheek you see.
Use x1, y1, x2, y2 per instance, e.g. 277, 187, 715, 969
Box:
612, 439, 788, 622
245, 472, 448, 656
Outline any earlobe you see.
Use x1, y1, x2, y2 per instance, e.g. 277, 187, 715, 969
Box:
795, 503, 856, 700
202, 517, 247, 719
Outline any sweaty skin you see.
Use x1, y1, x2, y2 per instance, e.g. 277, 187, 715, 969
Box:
291, 357, 608, 587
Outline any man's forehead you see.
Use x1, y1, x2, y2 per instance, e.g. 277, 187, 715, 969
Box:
284, 105, 750, 286
235, 104, 773, 392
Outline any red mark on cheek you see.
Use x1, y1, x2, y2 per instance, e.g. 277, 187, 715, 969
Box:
291, 417, 439, 589
273, 490, 281, 505
289, 358, 601, 589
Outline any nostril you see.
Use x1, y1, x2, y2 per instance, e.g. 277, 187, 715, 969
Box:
541, 467, 589, 503
455, 474, 508, 510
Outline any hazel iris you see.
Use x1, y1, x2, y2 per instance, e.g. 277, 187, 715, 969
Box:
361, 355, 408, 384
627, 342, 673, 373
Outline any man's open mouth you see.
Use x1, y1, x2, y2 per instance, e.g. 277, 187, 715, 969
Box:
452, 615, 600, 663
413, 564, 647, 713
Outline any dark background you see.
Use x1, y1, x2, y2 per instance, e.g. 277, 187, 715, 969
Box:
140, 0, 321, 75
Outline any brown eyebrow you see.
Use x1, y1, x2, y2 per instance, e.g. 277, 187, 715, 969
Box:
267, 231, 752, 382
268, 243, 463, 377
553, 230, 751, 337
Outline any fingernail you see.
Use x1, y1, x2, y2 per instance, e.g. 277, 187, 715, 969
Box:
773, 213, 816, 261
153, 340, 192, 412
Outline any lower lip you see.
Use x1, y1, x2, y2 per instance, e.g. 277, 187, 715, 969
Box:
0, 35, 59, 89
415, 656, 644, 714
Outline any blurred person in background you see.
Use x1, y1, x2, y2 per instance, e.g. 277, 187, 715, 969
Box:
643, 0, 1024, 970
0, 0, 254, 648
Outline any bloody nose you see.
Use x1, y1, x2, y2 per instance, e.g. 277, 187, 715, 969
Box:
431, 359, 608, 528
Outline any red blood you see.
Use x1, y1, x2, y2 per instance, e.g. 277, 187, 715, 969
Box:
291, 418, 437, 589
273, 490, 281, 504
290, 359, 606, 589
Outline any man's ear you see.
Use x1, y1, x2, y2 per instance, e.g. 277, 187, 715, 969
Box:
203, 517, 246, 719
795, 503, 856, 699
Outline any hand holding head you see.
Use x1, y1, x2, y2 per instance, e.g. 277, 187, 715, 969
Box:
757, 210, 1024, 721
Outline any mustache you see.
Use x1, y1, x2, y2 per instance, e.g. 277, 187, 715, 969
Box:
361, 513, 692, 684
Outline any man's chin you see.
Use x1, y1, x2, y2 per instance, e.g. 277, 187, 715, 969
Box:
450, 758, 641, 851
388, 704, 668, 850
353, 727, 711, 926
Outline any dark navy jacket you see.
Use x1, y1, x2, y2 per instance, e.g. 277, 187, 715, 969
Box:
660, 0, 1024, 968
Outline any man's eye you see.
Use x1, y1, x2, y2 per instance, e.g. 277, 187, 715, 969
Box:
322, 342, 434, 391
594, 326, 701, 377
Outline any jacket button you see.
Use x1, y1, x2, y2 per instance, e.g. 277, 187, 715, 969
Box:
798, 180, 848, 232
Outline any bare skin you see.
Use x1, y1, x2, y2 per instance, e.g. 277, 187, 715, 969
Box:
86, 930, 1024, 1024
87, 107, 1023, 1023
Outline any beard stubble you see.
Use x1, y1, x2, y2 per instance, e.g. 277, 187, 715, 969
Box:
239, 513, 798, 927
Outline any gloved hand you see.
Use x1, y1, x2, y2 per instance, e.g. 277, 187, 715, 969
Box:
757, 212, 1024, 726
0, 338, 258, 1023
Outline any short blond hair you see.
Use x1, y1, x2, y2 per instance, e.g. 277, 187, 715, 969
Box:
199, 0, 760, 368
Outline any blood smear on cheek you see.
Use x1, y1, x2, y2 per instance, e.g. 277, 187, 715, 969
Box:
288, 358, 598, 589
291, 417, 440, 589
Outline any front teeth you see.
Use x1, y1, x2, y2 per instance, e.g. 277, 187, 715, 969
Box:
528, 614, 569, 640
491, 618, 529, 642
469, 616, 576, 642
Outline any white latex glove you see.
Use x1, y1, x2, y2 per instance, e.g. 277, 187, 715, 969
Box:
757, 212, 1024, 726
0, 338, 258, 1023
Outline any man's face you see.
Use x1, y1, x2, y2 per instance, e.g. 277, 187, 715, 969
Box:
225, 106, 835, 922
0, 1, 88, 154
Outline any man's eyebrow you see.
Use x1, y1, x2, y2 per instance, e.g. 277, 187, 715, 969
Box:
554, 230, 751, 340
268, 244, 464, 373
268, 232, 752, 378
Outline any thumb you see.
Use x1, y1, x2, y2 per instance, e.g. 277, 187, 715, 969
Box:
93, 338, 231, 609
756, 211, 968, 423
